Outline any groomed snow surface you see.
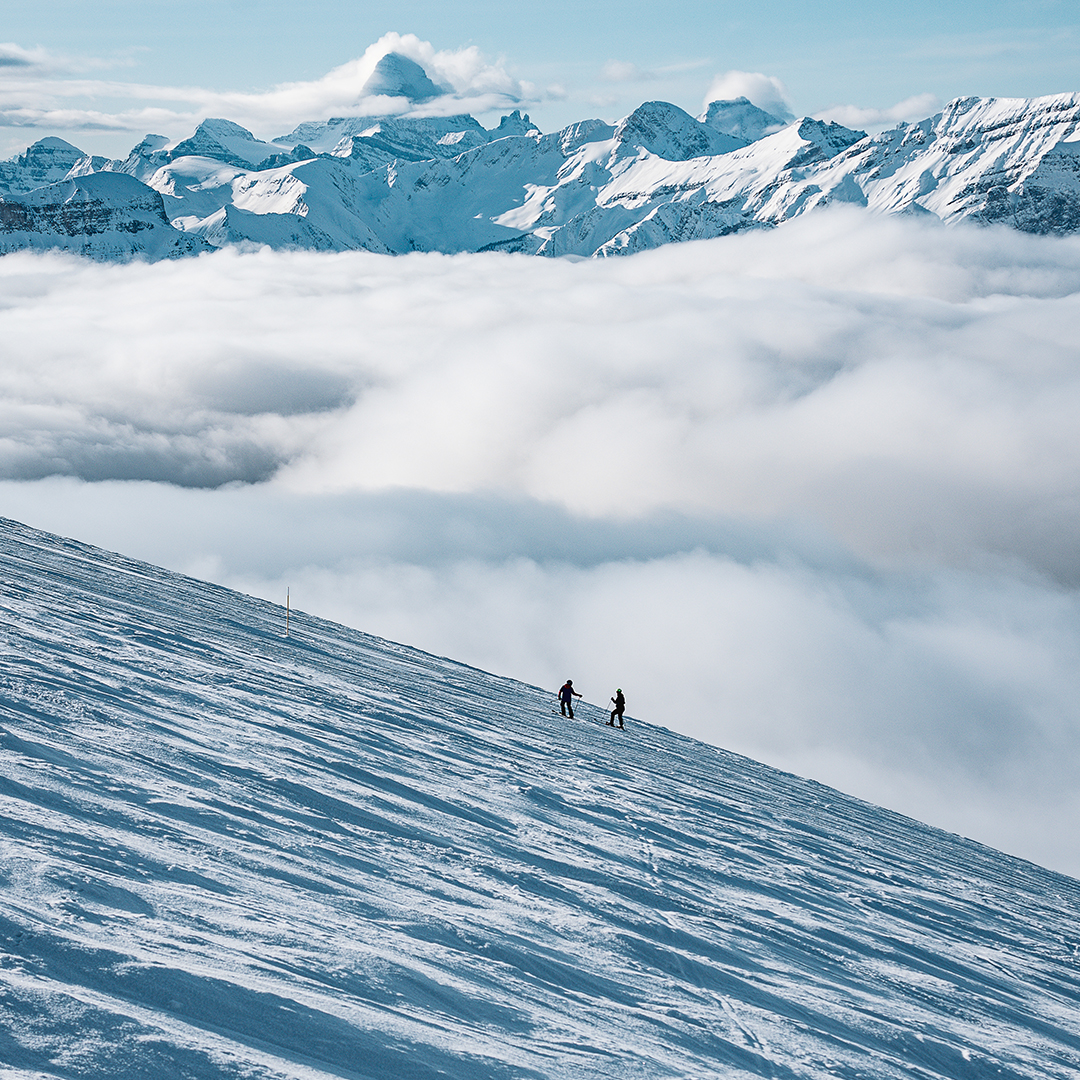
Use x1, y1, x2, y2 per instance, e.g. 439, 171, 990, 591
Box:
1, 515, 1079, 1080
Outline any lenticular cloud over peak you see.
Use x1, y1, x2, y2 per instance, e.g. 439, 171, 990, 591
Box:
252, 32, 527, 124
4, 208, 1080, 876
702, 69, 794, 119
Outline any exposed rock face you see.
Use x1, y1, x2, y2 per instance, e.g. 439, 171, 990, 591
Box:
0, 138, 88, 198
490, 110, 541, 139
0, 173, 211, 260
1003, 140, 1080, 234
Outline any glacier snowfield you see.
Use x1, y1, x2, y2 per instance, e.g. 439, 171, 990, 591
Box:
1, 515, 1079, 1078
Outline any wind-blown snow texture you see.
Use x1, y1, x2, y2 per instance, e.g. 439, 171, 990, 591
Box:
2, 515, 1079, 1079
3, 78, 1080, 259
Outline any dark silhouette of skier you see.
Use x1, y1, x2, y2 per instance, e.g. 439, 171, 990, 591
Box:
608, 688, 625, 729
558, 679, 582, 718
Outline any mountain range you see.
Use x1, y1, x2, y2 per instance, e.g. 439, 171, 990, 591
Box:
2, 512, 1080, 1078
1, 57, 1080, 259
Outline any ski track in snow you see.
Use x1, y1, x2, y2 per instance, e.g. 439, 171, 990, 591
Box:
0, 516, 1078, 1079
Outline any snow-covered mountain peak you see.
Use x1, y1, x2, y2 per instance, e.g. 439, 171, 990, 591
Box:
840, 91, 1080, 230
272, 112, 492, 165
0, 136, 88, 197
613, 100, 747, 161
64, 152, 112, 179
136, 133, 171, 152
700, 96, 789, 142
555, 117, 616, 155
168, 118, 287, 169
931, 91, 1080, 152
787, 117, 868, 167
194, 117, 262, 141
713, 114, 862, 176
361, 50, 446, 103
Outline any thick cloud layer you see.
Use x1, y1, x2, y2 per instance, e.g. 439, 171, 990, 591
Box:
3, 209, 1080, 876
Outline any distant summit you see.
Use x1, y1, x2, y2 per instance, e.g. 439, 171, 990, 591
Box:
167, 118, 290, 169
0, 137, 89, 198
490, 109, 540, 139
361, 52, 444, 102
613, 100, 747, 160
701, 96, 790, 142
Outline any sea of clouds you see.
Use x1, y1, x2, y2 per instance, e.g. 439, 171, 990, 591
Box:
3, 207, 1080, 877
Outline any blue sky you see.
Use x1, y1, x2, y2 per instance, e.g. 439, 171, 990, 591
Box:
2, 0, 1078, 158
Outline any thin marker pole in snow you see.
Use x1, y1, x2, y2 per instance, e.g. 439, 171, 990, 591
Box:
286, 588, 290, 637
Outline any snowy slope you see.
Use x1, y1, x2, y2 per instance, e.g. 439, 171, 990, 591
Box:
813, 93, 1080, 230
2, 515, 1080, 1079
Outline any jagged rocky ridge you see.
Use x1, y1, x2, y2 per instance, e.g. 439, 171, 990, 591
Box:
2, 77, 1080, 260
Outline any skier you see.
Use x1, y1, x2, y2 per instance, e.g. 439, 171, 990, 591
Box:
558, 679, 582, 718
608, 688, 626, 729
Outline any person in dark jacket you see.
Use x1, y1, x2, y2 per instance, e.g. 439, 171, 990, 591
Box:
609, 688, 625, 728
558, 679, 582, 718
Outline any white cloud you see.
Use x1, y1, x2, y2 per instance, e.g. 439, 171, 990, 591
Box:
702, 70, 794, 120
0, 43, 51, 70
0, 41, 133, 76
4, 211, 1080, 875
815, 93, 942, 131
601, 61, 656, 83
4, 213, 1080, 576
